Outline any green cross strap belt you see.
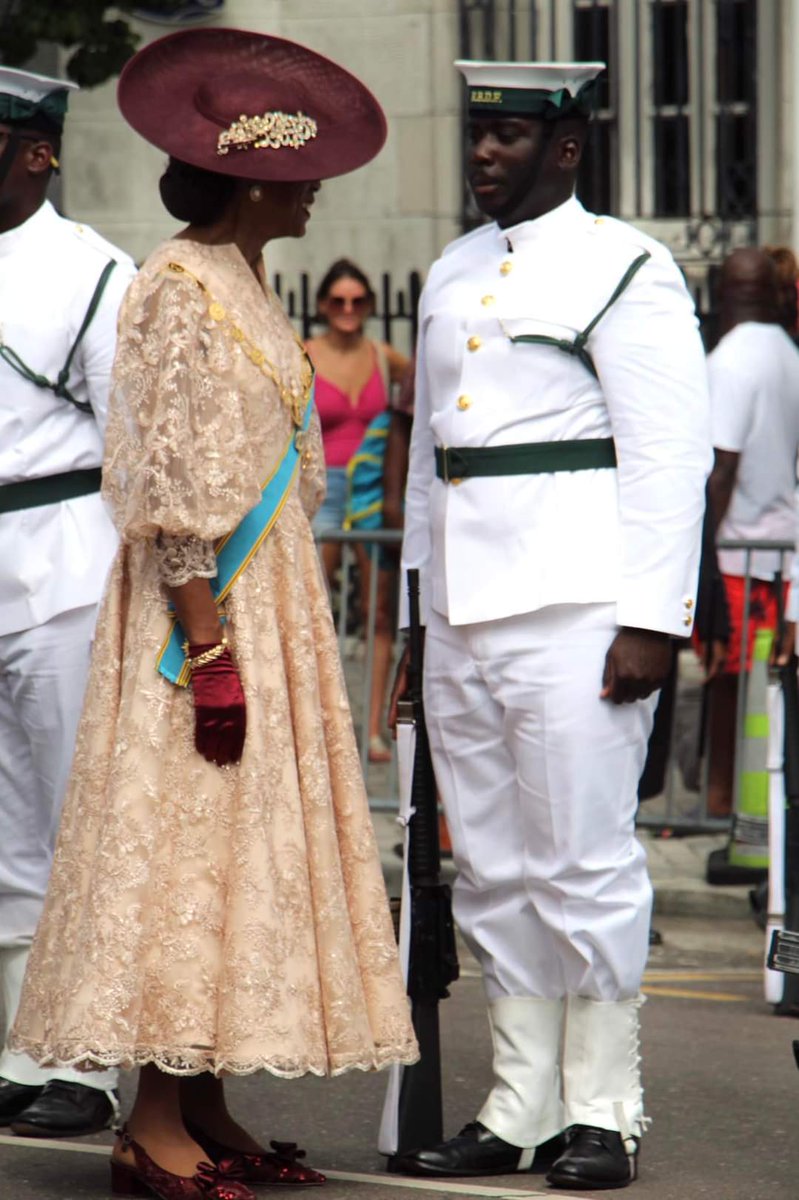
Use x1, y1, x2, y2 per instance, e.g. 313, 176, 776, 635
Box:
0, 258, 117, 413
435, 437, 616, 482
508, 250, 651, 378
434, 247, 653, 483
0, 468, 102, 514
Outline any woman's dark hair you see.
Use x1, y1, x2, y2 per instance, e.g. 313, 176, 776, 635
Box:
315, 258, 376, 308
158, 156, 237, 225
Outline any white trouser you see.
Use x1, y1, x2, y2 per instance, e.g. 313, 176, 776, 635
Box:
424, 604, 653, 1144
0, 605, 117, 1091
424, 603, 654, 1001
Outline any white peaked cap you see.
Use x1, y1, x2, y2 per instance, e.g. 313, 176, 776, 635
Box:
456, 60, 605, 118
0, 66, 78, 102
456, 61, 605, 92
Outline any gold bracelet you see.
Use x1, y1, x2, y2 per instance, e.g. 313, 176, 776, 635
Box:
183, 635, 229, 671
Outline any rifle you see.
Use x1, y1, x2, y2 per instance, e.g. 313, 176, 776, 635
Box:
384, 568, 459, 1165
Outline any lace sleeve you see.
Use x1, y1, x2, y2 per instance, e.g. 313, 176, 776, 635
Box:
102, 269, 264, 542
153, 533, 218, 587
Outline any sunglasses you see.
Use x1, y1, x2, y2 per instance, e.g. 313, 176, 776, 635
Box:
327, 294, 371, 312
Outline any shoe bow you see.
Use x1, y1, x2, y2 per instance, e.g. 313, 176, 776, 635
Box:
195, 1158, 247, 1197
262, 1141, 325, 1184
269, 1141, 306, 1161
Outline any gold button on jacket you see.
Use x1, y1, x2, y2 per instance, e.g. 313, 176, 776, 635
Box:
457, 395, 472, 410
467, 335, 482, 352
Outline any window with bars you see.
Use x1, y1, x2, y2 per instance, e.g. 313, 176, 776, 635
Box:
577, 0, 758, 221
651, 0, 690, 216
573, 0, 615, 214
715, 0, 757, 219
458, 0, 762, 229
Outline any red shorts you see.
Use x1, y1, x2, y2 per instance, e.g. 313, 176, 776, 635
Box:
694, 574, 784, 675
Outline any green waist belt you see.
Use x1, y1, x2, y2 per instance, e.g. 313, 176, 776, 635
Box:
435, 437, 617, 483
0, 468, 102, 514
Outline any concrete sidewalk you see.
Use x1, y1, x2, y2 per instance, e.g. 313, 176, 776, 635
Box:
642, 828, 752, 918
371, 812, 752, 922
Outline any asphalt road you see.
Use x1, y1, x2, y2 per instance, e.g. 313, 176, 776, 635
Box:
1, 914, 795, 1200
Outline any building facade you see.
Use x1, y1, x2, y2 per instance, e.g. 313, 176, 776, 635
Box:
51, 0, 799, 340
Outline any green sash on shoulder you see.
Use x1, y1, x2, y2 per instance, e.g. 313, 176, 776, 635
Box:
157, 386, 315, 687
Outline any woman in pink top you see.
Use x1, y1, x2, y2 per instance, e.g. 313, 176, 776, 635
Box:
306, 260, 409, 762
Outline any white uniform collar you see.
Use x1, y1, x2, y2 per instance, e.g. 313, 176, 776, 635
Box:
497, 194, 585, 251
0, 199, 58, 259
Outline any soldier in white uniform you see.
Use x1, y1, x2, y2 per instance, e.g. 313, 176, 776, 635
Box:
392, 62, 710, 1189
0, 68, 135, 1137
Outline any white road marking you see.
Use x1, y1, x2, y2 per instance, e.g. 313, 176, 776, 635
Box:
643, 985, 748, 1003
0, 1133, 110, 1155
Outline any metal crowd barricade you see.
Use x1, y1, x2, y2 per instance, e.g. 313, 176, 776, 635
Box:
318, 531, 797, 829
314, 528, 404, 811
637, 536, 794, 834
719, 537, 793, 819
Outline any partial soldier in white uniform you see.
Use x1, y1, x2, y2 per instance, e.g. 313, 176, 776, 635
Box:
0, 68, 135, 1136
391, 63, 710, 1190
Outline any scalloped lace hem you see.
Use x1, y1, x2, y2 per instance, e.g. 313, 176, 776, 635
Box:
8, 1036, 420, 1079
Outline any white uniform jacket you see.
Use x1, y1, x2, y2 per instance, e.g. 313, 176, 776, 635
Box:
0, 200, 136, 635
401, 196, 712, 636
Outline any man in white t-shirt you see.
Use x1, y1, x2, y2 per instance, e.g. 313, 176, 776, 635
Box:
704, 247, 799, 817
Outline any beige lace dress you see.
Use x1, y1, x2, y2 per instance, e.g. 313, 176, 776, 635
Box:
10, 239, 418, 1078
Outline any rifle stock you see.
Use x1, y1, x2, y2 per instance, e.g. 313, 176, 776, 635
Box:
387, 569, 459, 1165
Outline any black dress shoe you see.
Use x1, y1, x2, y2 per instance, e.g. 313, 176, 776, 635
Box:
531, 1132, 569, 1171
391, 1121, 532, 1177
0, 1077, 44, 1124
546, 1125, 638, 1190
10, 1080, 119, 1138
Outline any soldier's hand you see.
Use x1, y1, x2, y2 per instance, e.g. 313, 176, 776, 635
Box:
705, 639, 728, 681
387, 642, 411, 737
600, 627, 673, 705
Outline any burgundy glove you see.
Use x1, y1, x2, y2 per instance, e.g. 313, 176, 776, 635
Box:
188, 645, 246, 766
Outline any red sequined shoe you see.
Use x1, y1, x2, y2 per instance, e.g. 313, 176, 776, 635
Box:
110, 1128, 257, 1199
186, 1125, 326, 1187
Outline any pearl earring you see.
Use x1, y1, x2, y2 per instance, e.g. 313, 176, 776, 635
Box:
249, 185, 263, 203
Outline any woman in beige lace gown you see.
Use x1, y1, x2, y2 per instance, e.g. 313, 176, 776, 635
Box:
11, 27, 416, 1200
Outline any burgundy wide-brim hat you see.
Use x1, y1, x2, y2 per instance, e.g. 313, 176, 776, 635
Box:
117, 27, 387, 182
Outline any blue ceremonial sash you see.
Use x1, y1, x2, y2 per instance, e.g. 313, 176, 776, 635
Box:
157, 389, 314, 687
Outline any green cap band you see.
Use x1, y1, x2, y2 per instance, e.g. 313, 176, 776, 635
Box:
0, 90, 69, 131
468, 77, 599, 120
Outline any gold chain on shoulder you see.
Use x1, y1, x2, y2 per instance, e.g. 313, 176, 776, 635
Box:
165, 261, 312, 428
